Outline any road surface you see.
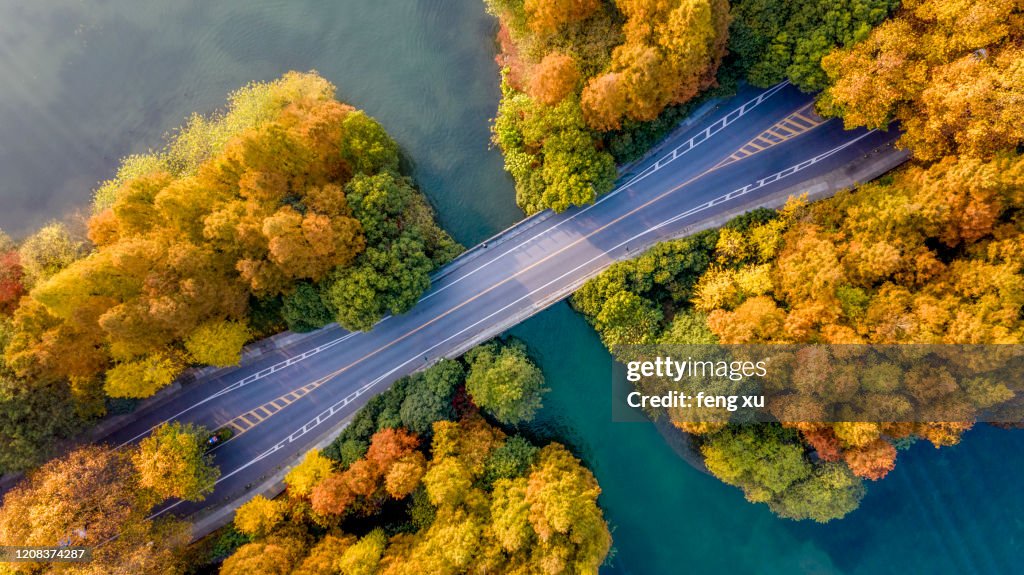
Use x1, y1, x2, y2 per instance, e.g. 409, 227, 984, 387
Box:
102, 82, 900, 521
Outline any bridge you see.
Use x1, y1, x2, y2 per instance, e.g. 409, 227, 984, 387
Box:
100, 82, 905, 535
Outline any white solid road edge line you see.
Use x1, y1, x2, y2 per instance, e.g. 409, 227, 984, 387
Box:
159, 129, 879, 522
414, 81, 792, 305
122, 83, 797, 448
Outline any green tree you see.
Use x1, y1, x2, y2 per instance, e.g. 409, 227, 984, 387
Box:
484, 436, 539, 485
133, 422, 220, 502
701, 425, 812, 504
325, 236, 433, 332
493, 92, 616, 214
769, 462, 865, 522
0, 375, 79, 474
345, 172, 413, 245
660, 310, 717, 344
727, 0, 899, 90
400, 386, 455, 435
282, 282, 334, 333
465, 341, 548, 425
399, 359, 463, 434
339, 112, 400, 175
594, 290, 662, 347
540, 127, 618, 212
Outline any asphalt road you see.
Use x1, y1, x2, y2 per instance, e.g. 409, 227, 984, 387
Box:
102, 82, 900, 520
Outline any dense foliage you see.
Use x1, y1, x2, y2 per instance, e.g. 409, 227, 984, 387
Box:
726, 0, 899, 90
485, 0, 729, 214
0, 72, 459, 473
0, 311, 82, 474
485, 0, 904, 213
574, 1, 1024, 520
214, 339, 606, 574
221, 416, 610, 575
0, 424, 217, 574
819, 0, 1024, 161
133, 421, 220, 502
464, 340, 548, 425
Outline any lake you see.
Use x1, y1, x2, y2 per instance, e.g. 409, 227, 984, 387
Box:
1, 1, 1020, 572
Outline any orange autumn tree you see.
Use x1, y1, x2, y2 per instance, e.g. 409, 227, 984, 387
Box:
580, 0, 730, 130
524, 0, 601, 34
310, 428, 421, 516
528, 52, 581, 105
819, 0, 1024, 161
486, 0, 731, 213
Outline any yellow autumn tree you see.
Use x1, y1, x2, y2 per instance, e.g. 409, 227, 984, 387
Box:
820, 0, 1024, 160
285, 449, 335, 498
184, 320, 250, 367
234, 495, 286, 537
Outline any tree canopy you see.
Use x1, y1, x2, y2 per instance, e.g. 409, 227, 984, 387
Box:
581, 0, 730, 130
486, 0, 730, 214
0, 445, 197, 574
224, 415, 610, 575
819, 0, 1024, 160
133, 422, 220, 502
727, 0, 899, 90
464, 340, 548, 424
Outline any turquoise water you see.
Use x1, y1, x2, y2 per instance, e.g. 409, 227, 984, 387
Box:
1, 1, 1021, 573
512, 305, 1024, 574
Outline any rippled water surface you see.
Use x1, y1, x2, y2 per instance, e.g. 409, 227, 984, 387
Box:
0, 0, 518, 240
2, 2, 1022, 573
